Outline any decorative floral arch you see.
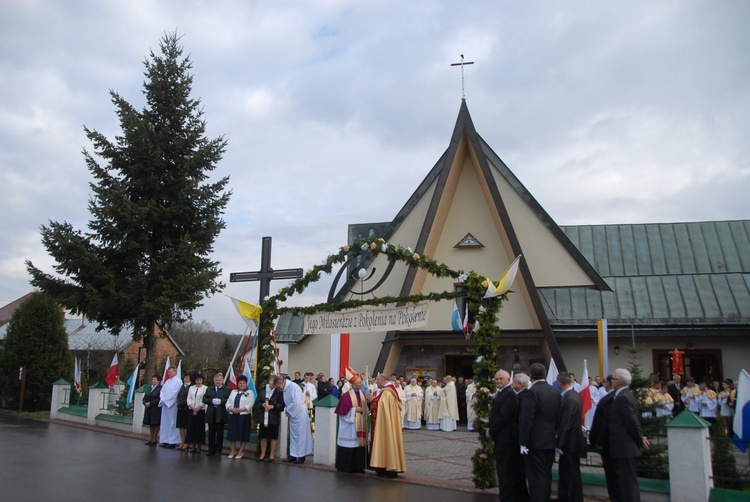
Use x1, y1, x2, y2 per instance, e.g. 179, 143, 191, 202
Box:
257, 236, 508, 489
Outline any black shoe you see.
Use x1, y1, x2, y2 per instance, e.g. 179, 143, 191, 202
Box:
164, 444, 176, 449
206, 452, 215, 457
385, 471, 398, 478
294, 456, 306, 464
145, 441, 153, 446
283, 457, 296, 463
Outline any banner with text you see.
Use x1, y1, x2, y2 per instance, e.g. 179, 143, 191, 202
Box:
304, 305, 429, 334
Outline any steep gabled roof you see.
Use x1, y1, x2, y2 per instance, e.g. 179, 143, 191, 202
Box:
0, 292, 35, 327
367, 100, 609, 370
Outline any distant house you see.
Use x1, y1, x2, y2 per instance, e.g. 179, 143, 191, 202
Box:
0, 293, 184, 381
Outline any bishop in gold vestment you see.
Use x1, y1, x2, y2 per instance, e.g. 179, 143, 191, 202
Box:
369, 374, 407, 477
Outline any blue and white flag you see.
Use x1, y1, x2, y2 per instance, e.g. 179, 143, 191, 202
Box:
733, 369, 750, 452
546, 358, 560, 391
242, 360, 258, 399
125, 364, 139, 409
451, 300, 462, 331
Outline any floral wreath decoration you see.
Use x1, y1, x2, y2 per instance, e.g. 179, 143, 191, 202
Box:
253, 236, 511, 489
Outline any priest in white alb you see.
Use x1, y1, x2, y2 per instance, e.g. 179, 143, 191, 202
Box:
424, 378, 441, 430
438, 375, 459, 432
403, 377, 423, 429
158, 366, 182, 447
465, 378, 477, 431
279, 377, 314, 464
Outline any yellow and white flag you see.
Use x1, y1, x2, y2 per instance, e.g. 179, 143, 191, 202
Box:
484, 255, 522, 299
229, 296, 262, 329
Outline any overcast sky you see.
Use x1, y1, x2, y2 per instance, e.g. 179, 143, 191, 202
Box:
1, 1, 748, 334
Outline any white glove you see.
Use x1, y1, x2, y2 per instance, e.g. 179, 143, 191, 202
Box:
520, 445, 529, 455
555, 448, 563, 456
212, 398, 221, 406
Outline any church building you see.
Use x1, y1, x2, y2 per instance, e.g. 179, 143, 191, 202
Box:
277, 100, 750, 383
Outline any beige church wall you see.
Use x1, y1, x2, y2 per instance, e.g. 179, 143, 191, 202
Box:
555, 335, 750, 382
349, 331, 390, 377
354, 181, 439, 299
286, 332, 389, 379
418, 156, 538, 331
285, 334, 332, 376
488, 162, 595, 288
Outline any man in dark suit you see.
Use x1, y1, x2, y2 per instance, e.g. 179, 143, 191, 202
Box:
488, 370, 528, 502
518, 363, 561, 502
556, 372, 585, 502
667, 373, 685, 416
456, 376, 467, 424
589, 374, 618, 502
203, 372, 232, 457
608, 368, 650, 502
512, 373, 531, 501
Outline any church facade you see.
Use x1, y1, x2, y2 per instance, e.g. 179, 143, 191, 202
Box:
278, 101, 750, 383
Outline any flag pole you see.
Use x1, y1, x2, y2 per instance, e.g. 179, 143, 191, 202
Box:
230, 326, 249, 374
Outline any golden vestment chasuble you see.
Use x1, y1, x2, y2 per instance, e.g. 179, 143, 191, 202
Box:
369, 384, 407, 473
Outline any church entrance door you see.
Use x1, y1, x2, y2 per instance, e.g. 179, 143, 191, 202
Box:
445, 355, 474, 380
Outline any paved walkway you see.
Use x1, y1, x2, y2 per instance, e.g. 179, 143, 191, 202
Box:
1, 413, 495, 502
32, 414, 614, 499
402, 426, 483, 489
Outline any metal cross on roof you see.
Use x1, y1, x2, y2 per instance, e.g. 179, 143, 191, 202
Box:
450, 54, 474, 100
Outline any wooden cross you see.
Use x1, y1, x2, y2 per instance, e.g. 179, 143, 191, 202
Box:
230, 236, 303, 303
450, 54, 474, 100
230, 236, 302, 368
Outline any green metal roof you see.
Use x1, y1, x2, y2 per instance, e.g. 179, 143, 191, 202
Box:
275, 312, 305, 343
541, 221, 750, 329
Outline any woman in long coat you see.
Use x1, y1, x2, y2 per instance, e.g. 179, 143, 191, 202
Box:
185, 373, 207, 453
254, 375, 285, 461
142, 374, 162, 446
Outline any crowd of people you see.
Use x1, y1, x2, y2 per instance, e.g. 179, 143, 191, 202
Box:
141, 369, 305, 462
486, 365, 649, 502
139, 363, 740, 500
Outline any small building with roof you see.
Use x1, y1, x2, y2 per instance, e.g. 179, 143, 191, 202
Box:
0, 293, 183, 380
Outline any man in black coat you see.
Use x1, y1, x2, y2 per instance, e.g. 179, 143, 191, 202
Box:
203, 372, 232, 457
556, 372, 585, 502
518, 363, 561, 502
667, 373, 685, 416
607, 368, 650, 502
488, 370, 527, 502
456, 376, 467, 424
589, 374, 618, 502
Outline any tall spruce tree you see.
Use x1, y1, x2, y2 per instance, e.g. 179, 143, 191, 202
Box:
26, 33, 230, 376
0, 293, 72, 411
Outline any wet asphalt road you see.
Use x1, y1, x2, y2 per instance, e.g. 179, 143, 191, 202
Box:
0, 413, 496, 502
